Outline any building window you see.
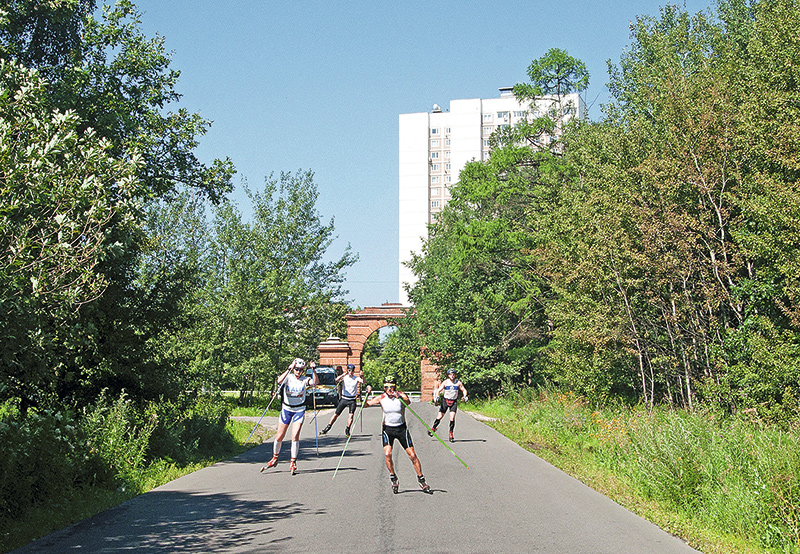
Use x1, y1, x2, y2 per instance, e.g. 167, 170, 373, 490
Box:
446, 175, 452, 183
431, 152, 439, 159
431, 188, 440, 196
445, 127, 450, 134
431, 176, 439, 184
431, 200, 440, 209
431, 128, 439, 135
497, 111, 509, 120
445, 151, 450, 158
445, 163, 451, 171
513, 110, 526, 118
431, 163, 440, 171
483, 139, 490, 148
483, 113, 492, 122
431, 139, 439, 147
445, 139, 451, 146
483, 126, 492, 135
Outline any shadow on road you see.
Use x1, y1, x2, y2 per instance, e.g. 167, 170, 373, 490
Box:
17, 489, 320, 554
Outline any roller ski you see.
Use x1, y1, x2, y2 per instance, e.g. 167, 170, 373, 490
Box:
260, 454, 279, 472
290, 459, 297, 475
418, 475, 432, 494
390, 474, 399, 494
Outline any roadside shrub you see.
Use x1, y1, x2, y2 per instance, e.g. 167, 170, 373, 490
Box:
0, 410, 84, 518
81, 391, 156, 488
146, 394, 233, 463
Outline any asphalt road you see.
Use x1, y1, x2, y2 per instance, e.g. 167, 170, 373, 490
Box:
12, 402, 700, 554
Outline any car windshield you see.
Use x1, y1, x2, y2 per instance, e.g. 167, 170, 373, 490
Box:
308, 370, 336, 386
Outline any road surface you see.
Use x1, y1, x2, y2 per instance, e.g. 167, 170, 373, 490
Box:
12, 401, 699, 553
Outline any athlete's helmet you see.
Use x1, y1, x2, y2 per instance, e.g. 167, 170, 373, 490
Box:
293, 358, 306, 370
383, 374, 396, 386
447, 368, 456, 377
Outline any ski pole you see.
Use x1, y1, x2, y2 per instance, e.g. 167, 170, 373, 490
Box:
332, 393, 371, 480
245, 388, 279, 444
399, 396, 469, 469
312, 378, 319, 456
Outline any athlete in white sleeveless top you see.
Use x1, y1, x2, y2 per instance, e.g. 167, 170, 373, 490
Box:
320, 364, 371, 437
365, 375, 432, 494
260, 358, 318, 475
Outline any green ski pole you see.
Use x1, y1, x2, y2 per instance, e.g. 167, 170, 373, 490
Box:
399, 396, 469, 469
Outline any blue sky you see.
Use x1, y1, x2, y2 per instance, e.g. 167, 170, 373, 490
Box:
130, 0, 712, 308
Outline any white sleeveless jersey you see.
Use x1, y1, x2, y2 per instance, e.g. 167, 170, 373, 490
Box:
379, 394, 405, 427
341, 374, 361, 399
442, 378, 461, 400
282, 373, 311, 409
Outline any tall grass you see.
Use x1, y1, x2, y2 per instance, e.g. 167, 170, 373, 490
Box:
473, 390, 800, 554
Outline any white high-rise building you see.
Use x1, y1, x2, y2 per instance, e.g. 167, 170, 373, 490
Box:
398, 88, 586, 305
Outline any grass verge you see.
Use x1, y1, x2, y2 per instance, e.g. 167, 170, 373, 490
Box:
1, 419, 271, 554
469, 390, 799, 554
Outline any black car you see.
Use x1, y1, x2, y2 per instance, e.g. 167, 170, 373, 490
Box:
305, 366, 339, 406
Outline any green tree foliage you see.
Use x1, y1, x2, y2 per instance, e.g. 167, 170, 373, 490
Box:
0, 60, 142, 412
0, 1, 235, 412
193, 171, 357, 396
409, 1, 800, 422
361, 326, 420, 391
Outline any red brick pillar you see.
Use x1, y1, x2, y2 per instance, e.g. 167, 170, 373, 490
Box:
420, 357, 440, 402
317, 337, 351, 370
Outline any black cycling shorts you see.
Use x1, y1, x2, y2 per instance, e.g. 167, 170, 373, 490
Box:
439, 397, 458, 414
382, 423, 413, 450
335, 397, 357, 416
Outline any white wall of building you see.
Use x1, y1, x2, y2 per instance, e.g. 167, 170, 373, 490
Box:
398, 90, 585, 305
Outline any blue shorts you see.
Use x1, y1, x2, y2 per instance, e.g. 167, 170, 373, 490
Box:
280, 405, 306, 425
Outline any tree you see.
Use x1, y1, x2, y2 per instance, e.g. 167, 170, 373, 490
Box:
0, 0, 235, 411
0, 60, 142, 412
197, 171, 357, 397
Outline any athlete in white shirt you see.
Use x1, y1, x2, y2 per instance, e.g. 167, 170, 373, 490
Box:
365, 375, 432, 494
428, 368, 468, 442
320, 364, 372, 437
260, 358, 318, 475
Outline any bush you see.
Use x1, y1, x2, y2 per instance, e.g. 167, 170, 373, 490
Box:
0, 410, 84, 518
81, 391, 156, 488
145, 394, 233, 463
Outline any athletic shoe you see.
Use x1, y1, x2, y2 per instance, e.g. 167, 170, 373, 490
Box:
290, 459, 297, 475
260, 454, 279, 472
320, 424, 331, 435
418, 476, 432, 494
449, 432, 454, 443
390, 474, 399, 494
345, 426, 350, 437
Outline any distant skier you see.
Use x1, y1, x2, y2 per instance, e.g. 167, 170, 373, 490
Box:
320, 364, 371, 437
365, 375, 432, 494
428, 369, 468, 442
260, 358, 318, 475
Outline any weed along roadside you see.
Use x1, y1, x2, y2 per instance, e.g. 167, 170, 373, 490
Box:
469, 391, 800, 554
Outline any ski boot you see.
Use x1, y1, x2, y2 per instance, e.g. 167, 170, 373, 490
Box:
390, 474, 399, 494
320, 424, 331, 435
260, 454, 279, 472
418, 475, 432, 494
290, 459, 297, 475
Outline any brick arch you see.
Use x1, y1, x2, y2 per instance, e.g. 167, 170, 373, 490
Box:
317, 303, 439, 400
